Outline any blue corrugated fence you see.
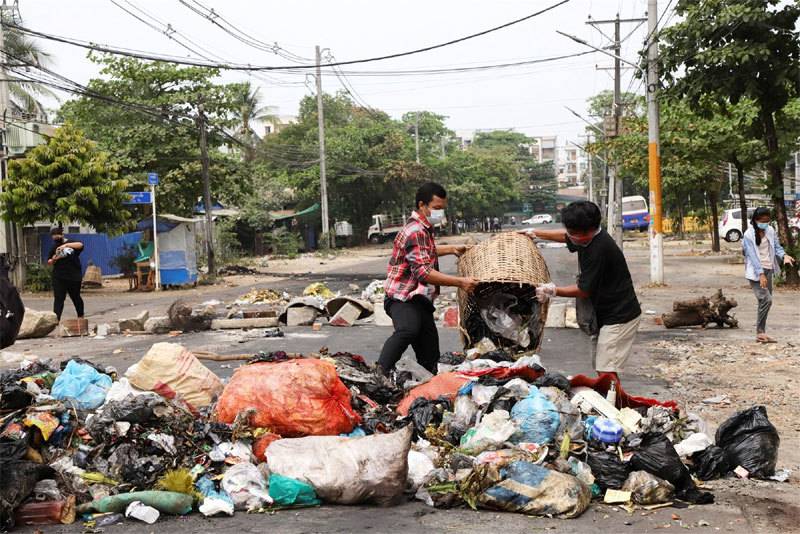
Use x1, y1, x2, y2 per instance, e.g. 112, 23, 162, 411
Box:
40, 232, 144, 277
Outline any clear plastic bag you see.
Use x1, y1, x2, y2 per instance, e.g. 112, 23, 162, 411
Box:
480, 294, 527, 346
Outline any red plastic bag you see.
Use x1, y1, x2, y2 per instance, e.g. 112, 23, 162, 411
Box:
457, 366, 544, 383
216, 359, 361, 437
252, 433, 282, 463
397, 373, 470, 416
570, 373, 677, 411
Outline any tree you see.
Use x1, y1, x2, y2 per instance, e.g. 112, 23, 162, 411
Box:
401, 111, 455, 163
230, 81, 278, 162
0, 14, 58, 116
431, 148, 521, 227
264, 92, 429, 244
471, 130, 550, 214
0, 123, 131, 234
660, 0, 800, 284
58, 53, 245, 216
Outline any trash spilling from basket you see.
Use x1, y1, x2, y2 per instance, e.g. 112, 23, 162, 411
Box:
0, 341, 784, 528
457, 232, 551, 353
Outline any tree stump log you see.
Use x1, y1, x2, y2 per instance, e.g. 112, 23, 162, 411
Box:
662, 289, 738, 329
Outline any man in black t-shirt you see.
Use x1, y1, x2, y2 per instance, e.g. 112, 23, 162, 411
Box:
47, 227, 85, 321
522, 201, 641, 382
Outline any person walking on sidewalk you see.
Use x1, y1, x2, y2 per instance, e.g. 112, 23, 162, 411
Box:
47, 227, 85, 322
742, 207, 794, 343
521, 201, 641, 383
377, 182, 479, 377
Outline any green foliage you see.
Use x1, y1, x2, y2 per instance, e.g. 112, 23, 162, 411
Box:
263, 92, 430, 244
430, 148, 522, 222
0, 11, 57, 116
265, 228, 303, 259
213, 217, 244, 268
0, 123, 132, 235
24, 262, 52, 292
57, 53, 246, 216
659, 0, 800, 282
111, 242, 139, 276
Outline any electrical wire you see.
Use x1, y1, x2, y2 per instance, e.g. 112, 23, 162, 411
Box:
178, 0, 312, 63
6, 0, 573, 70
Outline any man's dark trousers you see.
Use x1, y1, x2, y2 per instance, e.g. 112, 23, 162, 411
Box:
377, 295, 439, 375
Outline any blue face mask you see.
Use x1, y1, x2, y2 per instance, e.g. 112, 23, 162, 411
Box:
756, 222, 770, 230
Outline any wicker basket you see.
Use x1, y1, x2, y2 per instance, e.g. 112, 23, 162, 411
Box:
457, 231, 551, 352
83, 260, 102, 288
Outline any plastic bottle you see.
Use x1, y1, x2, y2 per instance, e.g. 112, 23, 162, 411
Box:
14, 500, 69, 525
606, 380, 617, 407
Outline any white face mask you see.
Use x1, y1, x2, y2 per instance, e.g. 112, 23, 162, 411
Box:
427, 209, 445, 225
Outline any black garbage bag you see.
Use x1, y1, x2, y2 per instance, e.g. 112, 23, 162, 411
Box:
0, 461, 55, 530
480, 350, 515, 363
0, 383, 32, 410
439, 352, 465, 366
0, 430, 31, 462
86, 393, 188, 441
628, 432, 714, 504
536, 374, 569, 393
690, 446, 731, 481
587, 450, 631, 489
533, 372, 571, 393
406, 396, 451, 439
715, 405, 779, 478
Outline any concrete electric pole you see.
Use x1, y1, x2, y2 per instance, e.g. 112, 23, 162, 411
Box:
583, 14, 647, 250
647, 0, 664, 284
414, 112, 420, 163
315, 45, 331, 248
198, 98, 215, 277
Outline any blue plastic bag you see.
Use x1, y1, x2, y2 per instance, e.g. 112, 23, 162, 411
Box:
478, 461, 591, 518
340, 426, 367, 438
51, 360, 113, 410
509, 386, 560, 444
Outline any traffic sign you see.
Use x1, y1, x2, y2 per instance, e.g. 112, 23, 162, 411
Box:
147, 173, 159, 185
124, 192, 152, 204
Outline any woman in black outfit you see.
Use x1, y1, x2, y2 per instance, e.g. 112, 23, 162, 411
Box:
47, 227, 85, 321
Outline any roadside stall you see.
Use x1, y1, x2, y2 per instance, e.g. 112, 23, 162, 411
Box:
135, 214, 200, 287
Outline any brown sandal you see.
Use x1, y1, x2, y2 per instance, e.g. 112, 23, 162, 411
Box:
756, 335, 777, 344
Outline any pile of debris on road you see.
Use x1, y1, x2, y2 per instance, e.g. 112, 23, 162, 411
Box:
0, 339, 786, 529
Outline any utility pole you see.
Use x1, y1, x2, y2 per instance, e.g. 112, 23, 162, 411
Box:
315, 45, 330, 247
612, 16, 623, 248
198, 98, 215, 277
578, 134, 593, 203
414, 112, 420, 163
585, 14, 647, 249
440, 136, 447, 159
646, 0, 664, 284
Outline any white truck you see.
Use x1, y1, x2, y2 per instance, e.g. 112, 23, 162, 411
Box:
367, 214, 407, 244
367, 213, 448, 244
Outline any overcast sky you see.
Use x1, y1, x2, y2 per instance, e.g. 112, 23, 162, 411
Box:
22, 0, 667, 146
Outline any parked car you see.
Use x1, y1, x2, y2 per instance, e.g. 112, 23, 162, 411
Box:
522, 214, 553, 225
719, 207, 757, 242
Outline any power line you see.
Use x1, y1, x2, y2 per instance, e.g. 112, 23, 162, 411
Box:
6, 0, 573, 70
178, 0, 312, 63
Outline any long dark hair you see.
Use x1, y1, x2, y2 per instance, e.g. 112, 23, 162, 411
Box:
751, 207, 771, 246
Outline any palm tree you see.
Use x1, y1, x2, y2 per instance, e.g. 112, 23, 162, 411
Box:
1, 16, 58, 118
232, 81, 278, 162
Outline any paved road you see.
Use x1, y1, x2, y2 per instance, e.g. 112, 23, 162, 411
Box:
8, 228, 758, 533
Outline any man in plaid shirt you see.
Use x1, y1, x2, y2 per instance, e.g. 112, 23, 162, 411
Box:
377, 182, 479, 376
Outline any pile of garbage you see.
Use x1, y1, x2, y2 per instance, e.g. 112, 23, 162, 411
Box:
0, 342, 783, 528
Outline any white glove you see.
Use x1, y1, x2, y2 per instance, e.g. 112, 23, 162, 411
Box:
519, 229, 537, 239
535, 283, 557, 303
